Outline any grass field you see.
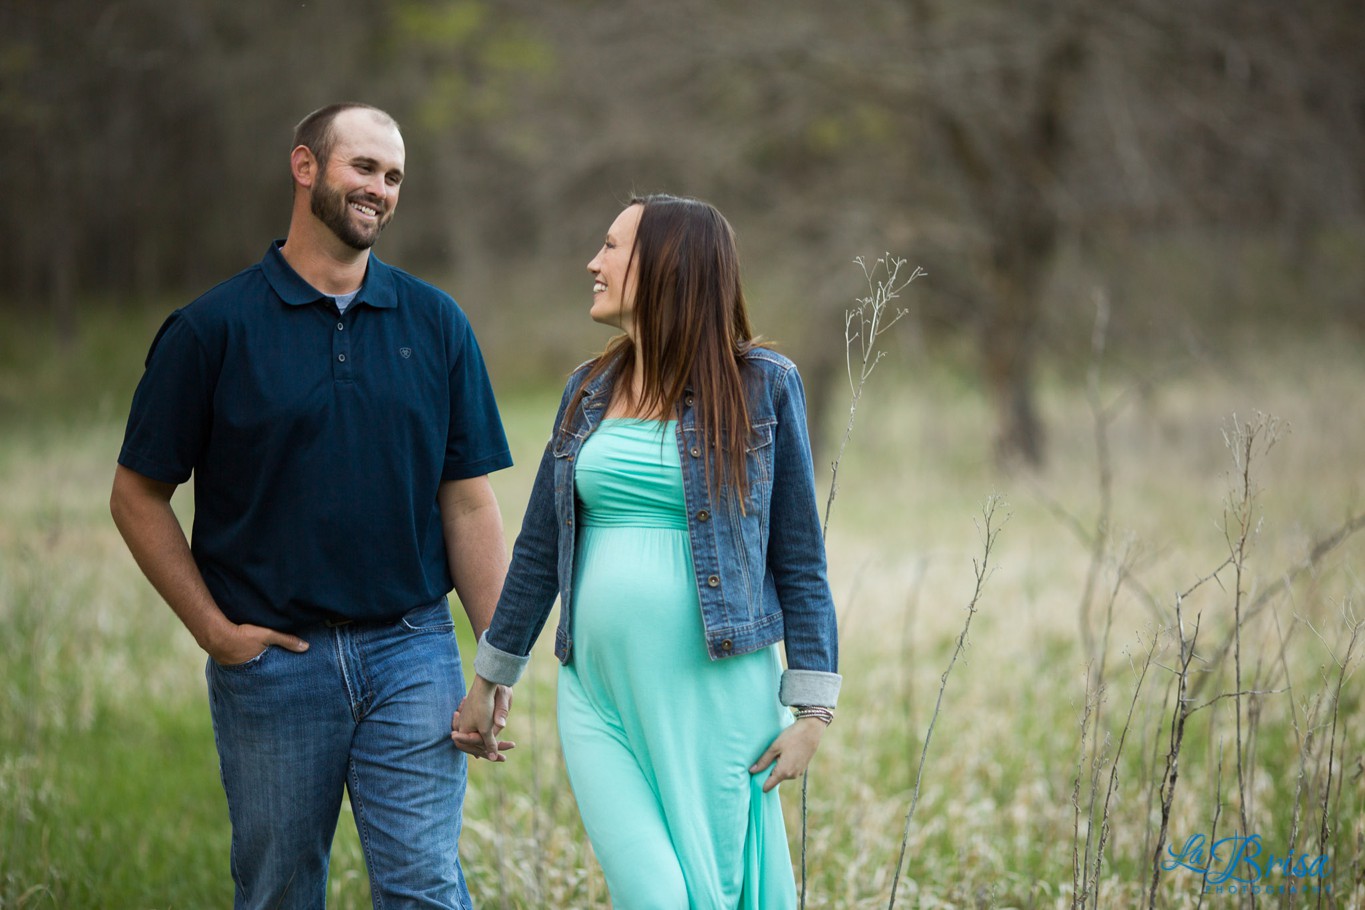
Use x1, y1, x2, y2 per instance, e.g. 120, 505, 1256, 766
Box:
1, 312, 1362, 908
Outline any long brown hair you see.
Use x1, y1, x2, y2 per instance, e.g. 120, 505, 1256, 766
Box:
575, 194, 761, 500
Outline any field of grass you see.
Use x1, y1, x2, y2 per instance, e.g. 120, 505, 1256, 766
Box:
1, 309, 1363, 908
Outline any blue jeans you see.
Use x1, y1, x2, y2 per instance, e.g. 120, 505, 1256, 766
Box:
205, 600, 472, 909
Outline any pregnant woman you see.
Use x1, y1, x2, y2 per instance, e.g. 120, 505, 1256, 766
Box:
456, 194, 841, 908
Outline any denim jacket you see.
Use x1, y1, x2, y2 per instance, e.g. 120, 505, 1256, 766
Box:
475, 348, 841, 707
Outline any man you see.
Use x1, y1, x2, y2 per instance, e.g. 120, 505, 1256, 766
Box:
111, 103, 512, 909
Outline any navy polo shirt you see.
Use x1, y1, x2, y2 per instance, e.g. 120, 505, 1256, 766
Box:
119, 242, 512, 631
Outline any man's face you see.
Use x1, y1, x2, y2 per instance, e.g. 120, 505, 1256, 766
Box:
309, 109, 405, 251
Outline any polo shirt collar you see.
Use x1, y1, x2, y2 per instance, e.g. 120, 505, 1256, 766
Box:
262, 240, 399, 310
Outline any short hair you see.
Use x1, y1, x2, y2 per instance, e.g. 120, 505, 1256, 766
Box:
292, 103, 400, 168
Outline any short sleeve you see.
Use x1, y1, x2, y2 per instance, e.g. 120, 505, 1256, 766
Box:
442, 314, 512, 480
117, 311, 216, 484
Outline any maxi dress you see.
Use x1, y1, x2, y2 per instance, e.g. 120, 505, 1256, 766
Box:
557, 418, 797, 909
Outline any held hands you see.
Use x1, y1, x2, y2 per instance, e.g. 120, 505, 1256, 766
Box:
749, 716, 829, 793
451, 675, 516, 762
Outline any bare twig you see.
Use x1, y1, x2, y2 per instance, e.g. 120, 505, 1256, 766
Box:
888, 496, 1005, 909
821, 255, 923, 538
1089, 633, 1158, 906
1317, 609, 1363, 901
1071, 664, 1101, 908
1196, 740, 1226, 909
1078, 289, 1115, 663
1220, 414, 1282, 880
1148, 596, 1203, 909
1187, 510, 1365, 701
804, 253, 921, 909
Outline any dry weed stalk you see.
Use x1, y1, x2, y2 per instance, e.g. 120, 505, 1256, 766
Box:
1198, 741, 1227, 908
1059, 294, 1165, 907
1077, 290, 1116, 662
887, 495, 1004, 910
1027, 293, 1168, 657
1221, 413, 1283, 863
1304, 607, 1363, 908
1072, 627, 1158, 909
1148, 589, 1206, 909
802, 254, 921, 909
1044, 312, 1364, 906
1071, 667, 1103, 906
1187, 510, 1365, 703
1144, 413, 1314, 906
821, 254, 922, 538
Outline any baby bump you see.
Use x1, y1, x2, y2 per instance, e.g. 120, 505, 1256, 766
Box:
571, 526, 706, 662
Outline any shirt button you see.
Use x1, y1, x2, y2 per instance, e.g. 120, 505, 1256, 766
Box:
707, 575, 719, 587
720, 639, 733, 651
697, 510, 710, 522
337, 354, 346, 362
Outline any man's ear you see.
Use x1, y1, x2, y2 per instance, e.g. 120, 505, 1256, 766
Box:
289, 145, 318, 190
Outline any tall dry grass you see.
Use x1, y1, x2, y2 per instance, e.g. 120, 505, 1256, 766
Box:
2, 321, 1363, 907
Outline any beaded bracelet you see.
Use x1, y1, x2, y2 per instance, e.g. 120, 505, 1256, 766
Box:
793, 705, 835, 726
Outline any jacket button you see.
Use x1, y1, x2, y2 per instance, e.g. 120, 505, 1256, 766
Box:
707, 575, 720, 587
690, 447, 700, 458
697, 510, 710, 522
684, 396, 694, 407
720, 639, 733, 651
566, 518, 573, 526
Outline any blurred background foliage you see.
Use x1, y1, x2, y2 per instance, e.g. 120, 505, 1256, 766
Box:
2, 0, 1362, 463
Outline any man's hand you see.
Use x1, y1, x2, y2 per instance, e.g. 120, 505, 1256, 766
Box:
452, 675, 515, 761
205, 622, 310, 667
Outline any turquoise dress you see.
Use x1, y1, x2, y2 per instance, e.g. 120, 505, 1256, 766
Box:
557, 418, 797, 909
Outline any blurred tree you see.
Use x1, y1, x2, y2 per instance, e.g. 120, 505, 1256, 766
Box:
688, 0, 1365, 465
3, 0, 1361, 465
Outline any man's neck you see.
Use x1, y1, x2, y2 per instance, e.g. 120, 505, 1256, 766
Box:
279, 222, 370, 296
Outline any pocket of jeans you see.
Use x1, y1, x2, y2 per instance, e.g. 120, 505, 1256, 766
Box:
400, 602, 456, 634
212, 645, 272, 672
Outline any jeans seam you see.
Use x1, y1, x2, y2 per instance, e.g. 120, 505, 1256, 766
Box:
348, 759, 384, 910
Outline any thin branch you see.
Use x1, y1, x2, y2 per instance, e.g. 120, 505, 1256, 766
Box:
1187, 510, 1365, 700
888, 497, 1005, 909
805, 253, 921, 910
822, 255, 924, 538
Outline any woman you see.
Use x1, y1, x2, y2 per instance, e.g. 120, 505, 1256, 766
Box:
456, 194, 840, 908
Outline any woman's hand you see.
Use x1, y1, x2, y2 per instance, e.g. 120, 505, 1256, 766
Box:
451, 675, 516, 762
749, 716, 828, 793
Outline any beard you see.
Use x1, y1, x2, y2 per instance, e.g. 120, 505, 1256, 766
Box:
310, 173, 391, 251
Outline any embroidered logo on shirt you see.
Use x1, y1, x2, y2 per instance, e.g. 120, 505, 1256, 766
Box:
399, 347, 413, 359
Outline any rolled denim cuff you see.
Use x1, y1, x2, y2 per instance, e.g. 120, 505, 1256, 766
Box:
473, 631, 531, 687
779, 669, 841, 708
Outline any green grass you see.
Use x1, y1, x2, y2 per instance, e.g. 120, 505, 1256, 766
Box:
3, 317, 1364, 908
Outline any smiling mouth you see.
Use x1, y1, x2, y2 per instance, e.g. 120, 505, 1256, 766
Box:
350, 201, 381, 219
592, 280, 607, 293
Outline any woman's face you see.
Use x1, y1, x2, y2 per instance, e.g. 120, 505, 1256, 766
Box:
587, 204, 643, 335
